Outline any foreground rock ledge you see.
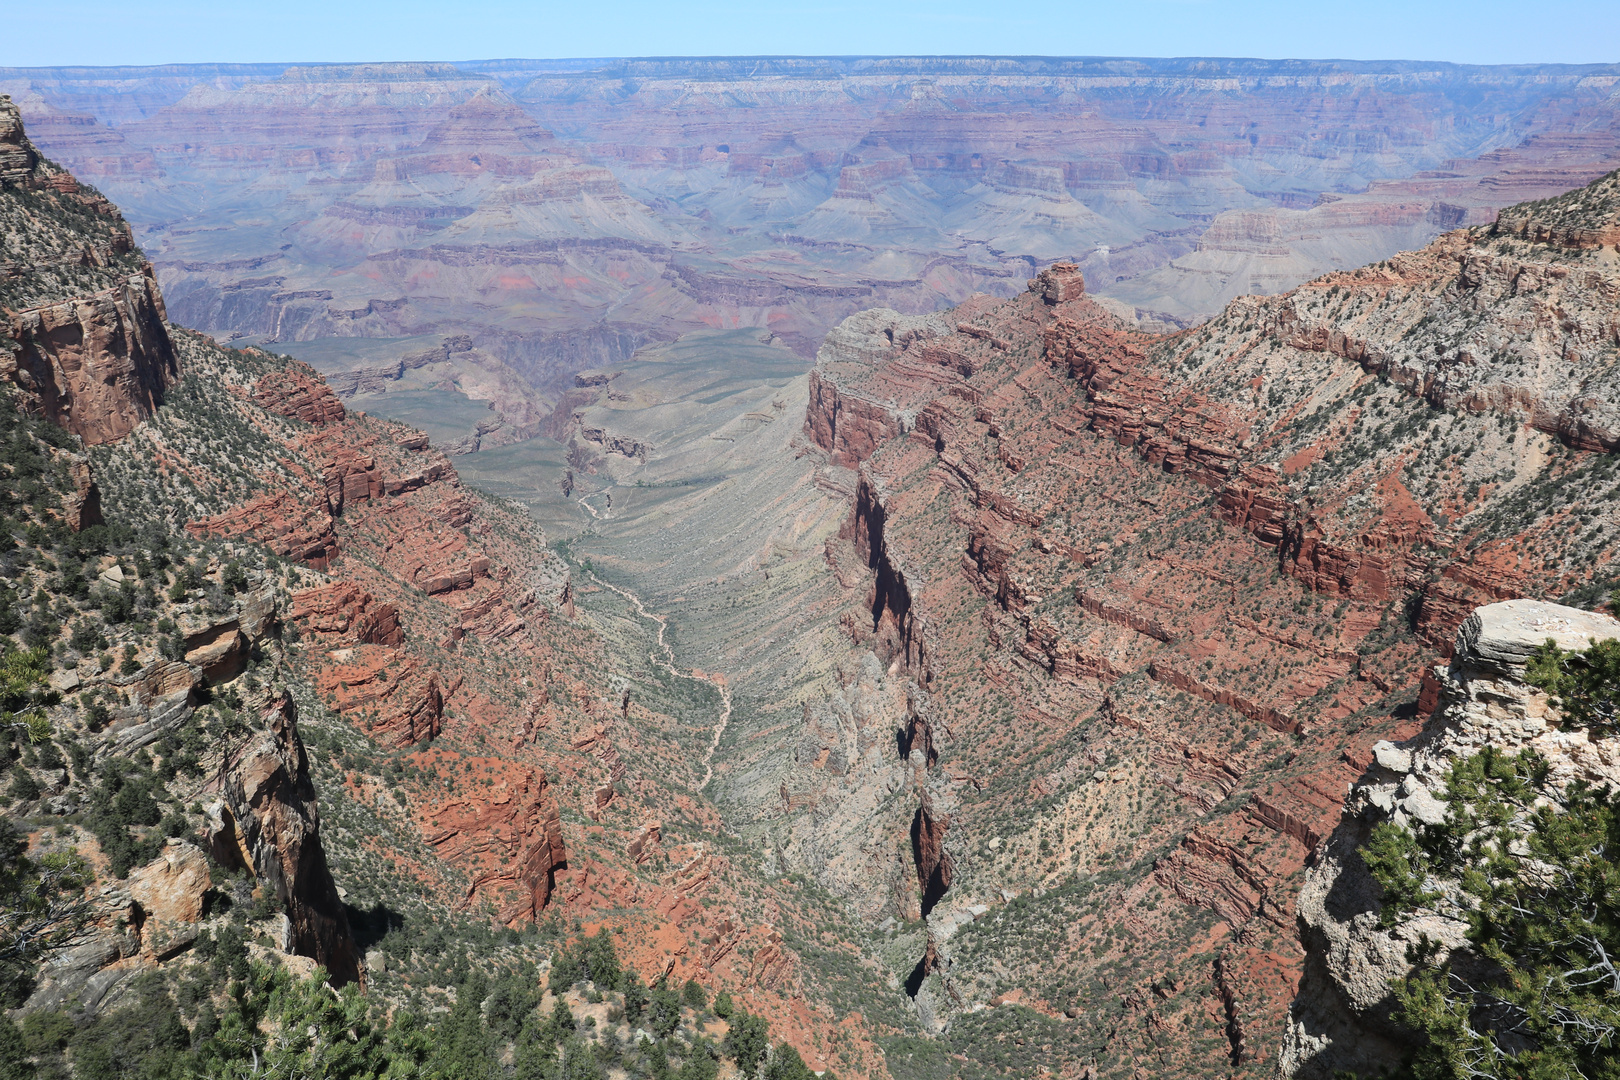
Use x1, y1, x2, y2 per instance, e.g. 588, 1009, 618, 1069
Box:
1282, 599, 1620, 1079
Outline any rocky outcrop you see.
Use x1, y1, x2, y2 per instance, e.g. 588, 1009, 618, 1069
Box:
806, 368, 905, 469
577, 423, 651, 461
253, 363, 346, 424
21, 840, 213, 1015
422, 768, 566, 923
55, 451, 103, 531
1031, 261, 1086, 304
803, 307, 959, 469
0, 96, 39, 182
1, 96, 179, 445
126, 841, 212, 962
1283, 600, 1620, 1079
187, 491, 339, 568
846, 472, 932, 683
185, 416, 459, 569
213, 692, 362, 986
910, 790, 953, 919
5, 270, 179, 444
318, 645, 443, 747
1044, 309, 1246, 490
290, 582, 403, 646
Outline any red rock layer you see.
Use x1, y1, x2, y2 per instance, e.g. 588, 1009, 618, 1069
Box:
254, 364, 346, 425
799, 176, 1620, 1069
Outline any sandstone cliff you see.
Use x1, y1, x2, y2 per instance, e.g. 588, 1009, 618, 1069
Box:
212, 691, 362, 986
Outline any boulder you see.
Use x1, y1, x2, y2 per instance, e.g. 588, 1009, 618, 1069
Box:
127, 840, 211, 961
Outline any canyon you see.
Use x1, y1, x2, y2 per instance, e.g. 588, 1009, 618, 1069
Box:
517, 165, 1620, 1075
3, 66, 1620, 1080
3, 56, 1620, 441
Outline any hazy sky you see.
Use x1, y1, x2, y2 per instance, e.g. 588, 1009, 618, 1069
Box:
5, 0, 1618, 67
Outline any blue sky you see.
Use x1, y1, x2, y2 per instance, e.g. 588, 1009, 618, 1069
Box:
6, 0, 1617, 67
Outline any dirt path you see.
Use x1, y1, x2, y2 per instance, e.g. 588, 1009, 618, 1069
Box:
584, 568, 732, 790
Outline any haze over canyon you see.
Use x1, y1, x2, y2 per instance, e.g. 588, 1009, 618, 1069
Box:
2, 50, 1620, 1080
6, 57, 1620, 406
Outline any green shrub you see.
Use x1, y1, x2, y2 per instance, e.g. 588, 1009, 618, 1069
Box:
1366, 743, 1620, 1080
763, 1042, 819, 1080
722, 1010, 769, 1077
681, 977, 708, 1010
7, 766, 38, 802
1528, 633, 1620, 735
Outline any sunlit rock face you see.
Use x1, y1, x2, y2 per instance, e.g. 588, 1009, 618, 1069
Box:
1, 94, 179, 445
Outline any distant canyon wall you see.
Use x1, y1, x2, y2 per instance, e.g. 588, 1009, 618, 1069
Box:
1, 57, 1615, 394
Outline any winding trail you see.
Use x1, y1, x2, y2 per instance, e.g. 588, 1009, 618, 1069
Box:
583, 569, 732, 791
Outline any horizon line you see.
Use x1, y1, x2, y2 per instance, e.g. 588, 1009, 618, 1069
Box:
4, 53, 1620, 74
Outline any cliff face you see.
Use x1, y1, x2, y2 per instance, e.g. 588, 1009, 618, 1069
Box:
0, 93, 179, 445
7, 271, 178, 445
1283, 600, 1620, 1079
780, 168, 1620, 1075
214, 692, 363, 986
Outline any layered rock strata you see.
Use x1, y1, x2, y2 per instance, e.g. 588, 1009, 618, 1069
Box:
212, 692, 363, 985
10, 58, 1620, 393
767, 167, 1620, 1074
2, 102, 889, 1074
0, 93, 179, 444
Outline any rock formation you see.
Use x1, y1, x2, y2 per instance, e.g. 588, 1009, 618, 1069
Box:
1284, 600, 1620, 1078
746, 164, 1620, 1072
0, 93, 179, 444
213, 692, 362, 986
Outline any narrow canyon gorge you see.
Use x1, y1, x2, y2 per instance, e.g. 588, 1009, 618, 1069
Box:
3, 57, 1620, 1080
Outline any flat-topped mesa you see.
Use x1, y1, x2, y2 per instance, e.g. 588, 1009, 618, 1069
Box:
1284, 599, 1620, 1080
